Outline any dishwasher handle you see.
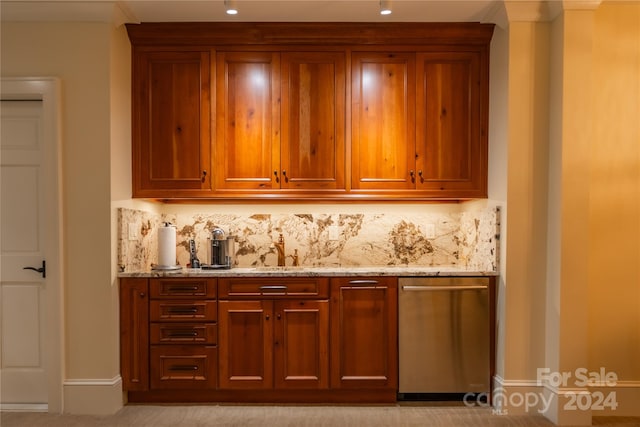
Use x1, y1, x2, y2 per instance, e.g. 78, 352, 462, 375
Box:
401, 285, 488, 291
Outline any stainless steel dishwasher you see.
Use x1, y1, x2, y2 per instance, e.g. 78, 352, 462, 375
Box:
398, 277, 491, 398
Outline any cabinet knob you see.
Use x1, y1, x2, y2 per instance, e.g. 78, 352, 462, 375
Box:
201, 170, 207, 183
276, 313, 281, 320
266, 314, 270, 320
139, 292, 146, 298
273, 170, 279, 183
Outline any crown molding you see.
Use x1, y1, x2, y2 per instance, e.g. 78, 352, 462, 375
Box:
504, 1, 563, 23
563, 0, 603, 11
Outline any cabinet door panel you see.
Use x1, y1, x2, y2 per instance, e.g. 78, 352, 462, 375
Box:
216, 52, 280, 190
120, 278, 149, 391
218, 300, 273, 389
281, 52, 346, 190
416, 52, 486, 196
133, 50, 212, 196
274, 300, 329, 389
330, 277, 398, 389
351, 53, 416, 190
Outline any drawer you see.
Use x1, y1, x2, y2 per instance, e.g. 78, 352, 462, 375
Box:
150, 345, 217, 389
150, 300, 217, 321
218, 277, 329, 299
150, 323, 217, 345
150, 278, 216, 299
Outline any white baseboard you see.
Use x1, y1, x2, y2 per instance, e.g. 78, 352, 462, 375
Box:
63, 376, 123, 415
492, 375, 545, 416
493, 376, 640, 424
0, 403, 48, 412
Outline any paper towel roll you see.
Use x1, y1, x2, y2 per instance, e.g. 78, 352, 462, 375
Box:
158, 224, 177, 267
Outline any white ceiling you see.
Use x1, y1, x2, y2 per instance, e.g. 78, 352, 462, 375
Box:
0, 0, 503, 24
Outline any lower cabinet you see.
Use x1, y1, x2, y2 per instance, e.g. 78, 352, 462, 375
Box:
120, 277, 218, 392
120, 275, 397, 401
218, 299, 329, 390
149, 278, 218, 390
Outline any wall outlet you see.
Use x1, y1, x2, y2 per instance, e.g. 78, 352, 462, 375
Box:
424, 223, 436, 239
328, 225, 340, 241
128, 223, 138, 240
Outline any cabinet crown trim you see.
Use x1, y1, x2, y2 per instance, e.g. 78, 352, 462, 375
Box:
126, 22, 495, 46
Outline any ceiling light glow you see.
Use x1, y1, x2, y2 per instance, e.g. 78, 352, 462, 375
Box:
379, 0, 392, 15
225, 0, 238, 15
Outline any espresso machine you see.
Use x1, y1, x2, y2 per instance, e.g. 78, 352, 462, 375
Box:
202, 228, 234, 269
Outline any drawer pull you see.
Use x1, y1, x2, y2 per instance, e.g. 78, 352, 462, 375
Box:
169, 365, 199, 371
348, 280, 379, 286
167, 307, 198, 314
167, 330, 199, 338
260, 285, 287, 292
167, 286, 200, 292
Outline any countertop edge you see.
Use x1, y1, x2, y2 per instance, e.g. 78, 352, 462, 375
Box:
118, 267, 498, 278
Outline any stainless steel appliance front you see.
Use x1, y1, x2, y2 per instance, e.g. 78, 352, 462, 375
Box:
398, 277, 490, 395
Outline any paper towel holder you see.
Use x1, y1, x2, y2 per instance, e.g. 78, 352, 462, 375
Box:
152, 222, 182, 271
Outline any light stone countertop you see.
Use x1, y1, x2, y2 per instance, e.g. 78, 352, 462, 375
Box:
118, 266, 498, 278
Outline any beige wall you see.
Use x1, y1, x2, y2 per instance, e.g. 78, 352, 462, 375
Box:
488, 19, 510, 378
506, 18, 551, 381
589, 0, 640, 384
500, 1, 640, 423
1, 22, 124, 414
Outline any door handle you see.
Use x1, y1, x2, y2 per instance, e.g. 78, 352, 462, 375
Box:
401, 285, 487, 291
23, 260, 46, 278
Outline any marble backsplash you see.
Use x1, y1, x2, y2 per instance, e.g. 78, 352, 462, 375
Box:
117, 206, 500, 272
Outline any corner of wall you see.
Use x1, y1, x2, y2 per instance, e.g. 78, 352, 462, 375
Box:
63, 377, 123, 415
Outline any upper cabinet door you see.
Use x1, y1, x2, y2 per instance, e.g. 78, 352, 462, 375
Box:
415, 51, 487, 198
280, 52, 346, 191
132, 50, 212, 198
351, 52, 416, 191
215, 52, 281, 191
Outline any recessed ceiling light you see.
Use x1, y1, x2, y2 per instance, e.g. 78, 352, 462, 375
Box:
225, 0, 238, 15
380, 0, 392, 15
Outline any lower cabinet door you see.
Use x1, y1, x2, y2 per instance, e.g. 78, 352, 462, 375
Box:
218, 299, 329, 390
120, 278, 149, 391
218, 300, 273, 389
274, 300, 329, 389
150, 345, 217, 389
330, 277, 398, 389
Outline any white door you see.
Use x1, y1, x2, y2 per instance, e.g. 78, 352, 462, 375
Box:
1, 99, 51, 410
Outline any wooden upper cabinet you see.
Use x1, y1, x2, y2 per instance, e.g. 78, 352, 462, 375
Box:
215, 51, 346, 193
416, 51, 487, 198
280, 52, 346, 191
132, 50, 213, 198
215, 52, 280, 191
351, 52, 416, 191
126, 22, 494, 201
